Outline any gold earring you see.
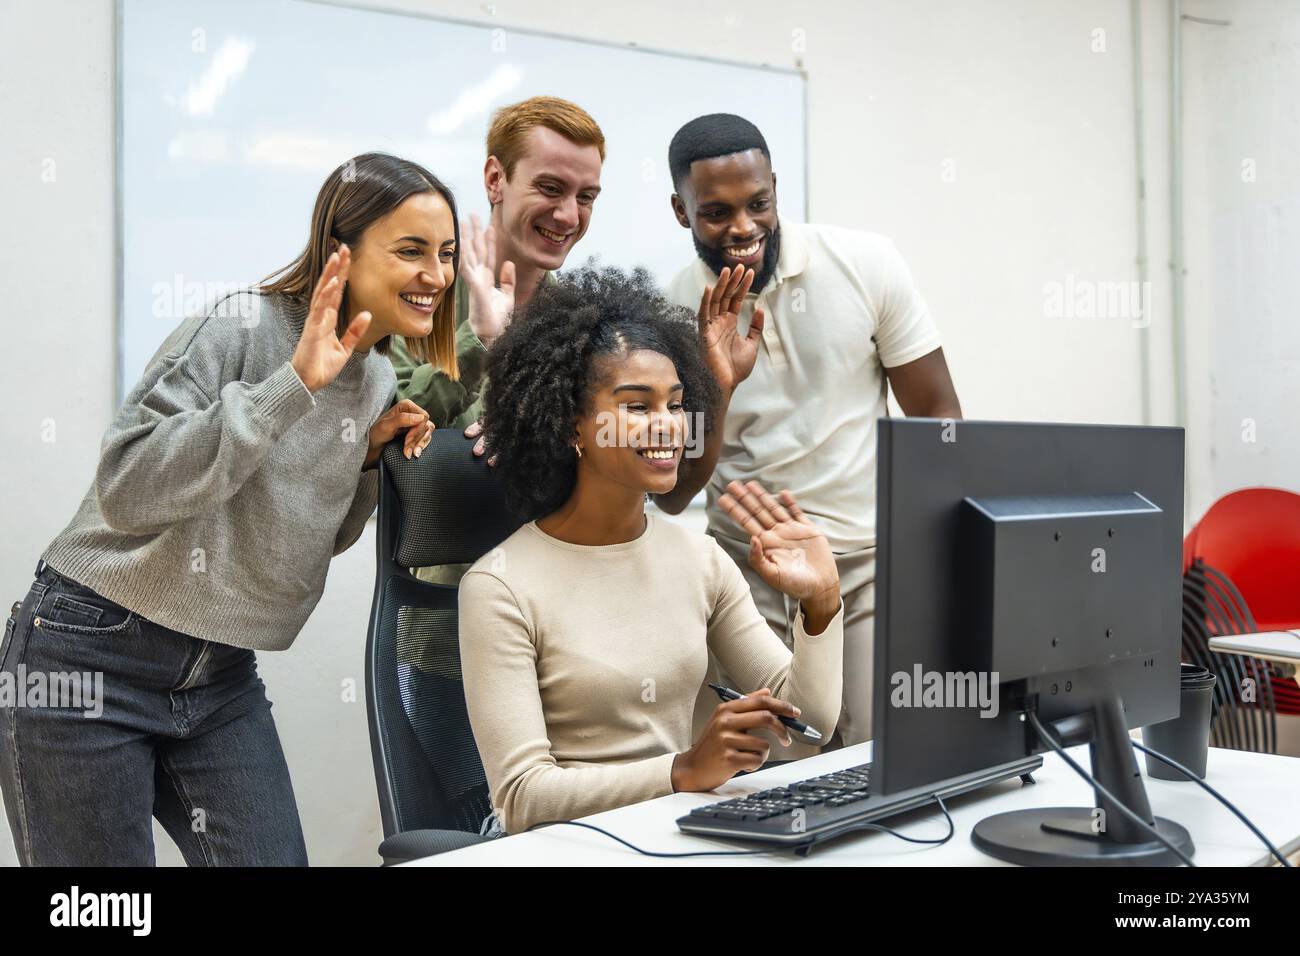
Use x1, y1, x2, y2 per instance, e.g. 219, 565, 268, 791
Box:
576, 445, 583, 459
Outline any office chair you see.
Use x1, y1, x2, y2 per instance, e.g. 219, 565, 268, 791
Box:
1180, 488, 1300, 753
365, 431, 523, 865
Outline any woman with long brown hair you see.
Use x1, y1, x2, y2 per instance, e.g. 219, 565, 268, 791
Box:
0, 153, 458, 865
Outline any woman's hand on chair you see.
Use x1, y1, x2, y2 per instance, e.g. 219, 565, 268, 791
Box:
364, 399, 433, 469
463, 419, 497, 466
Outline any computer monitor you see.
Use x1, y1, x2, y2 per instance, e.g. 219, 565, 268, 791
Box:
872, 418, 1191, 865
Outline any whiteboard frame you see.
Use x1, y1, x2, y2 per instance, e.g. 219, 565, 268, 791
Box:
114, 0, 810, 405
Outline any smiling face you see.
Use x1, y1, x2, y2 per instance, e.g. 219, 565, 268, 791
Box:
343, 191, 457, 345
671, 147, 781, 290
487, 125, 603, 271
575, 348, 688, 498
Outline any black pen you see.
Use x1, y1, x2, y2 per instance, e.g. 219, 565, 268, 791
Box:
708, 682, 823, 742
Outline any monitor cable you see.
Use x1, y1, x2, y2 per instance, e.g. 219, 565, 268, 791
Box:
1026, 709, 1197, 867
1131, 739, 1292, 867
524, 793, 955, 858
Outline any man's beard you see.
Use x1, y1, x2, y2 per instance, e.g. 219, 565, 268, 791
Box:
693, 223, 781, 295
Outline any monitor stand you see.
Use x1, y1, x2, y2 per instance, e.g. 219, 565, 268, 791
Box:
971, 693, 1195, 866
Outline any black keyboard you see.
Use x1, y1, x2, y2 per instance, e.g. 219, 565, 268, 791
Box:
677, 754, 1043, 848
678, 763, 875, 840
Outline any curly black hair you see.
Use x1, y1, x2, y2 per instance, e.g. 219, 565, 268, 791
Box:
482, 265, 720, 521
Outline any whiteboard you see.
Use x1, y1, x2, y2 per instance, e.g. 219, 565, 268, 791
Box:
118, 0, 807, 399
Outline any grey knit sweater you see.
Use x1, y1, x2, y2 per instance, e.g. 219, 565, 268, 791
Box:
42, 291, 397, 650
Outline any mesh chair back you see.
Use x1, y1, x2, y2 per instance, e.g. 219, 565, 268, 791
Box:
366, 431, 523, 836
1181, 559, 1278, 754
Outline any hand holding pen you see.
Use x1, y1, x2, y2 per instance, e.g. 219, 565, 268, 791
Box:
708, 683, 823, 742
670, 685, 821, 793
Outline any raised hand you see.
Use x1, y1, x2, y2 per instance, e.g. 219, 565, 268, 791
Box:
291, 245, 371, 393
697, 265, 765, 396
717, 480, 839, 608
461, 213, 516, 348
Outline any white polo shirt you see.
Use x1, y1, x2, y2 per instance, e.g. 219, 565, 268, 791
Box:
664, 218, 942, 554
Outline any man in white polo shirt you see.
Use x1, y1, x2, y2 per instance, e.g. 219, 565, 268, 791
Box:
658, 113, 963, 750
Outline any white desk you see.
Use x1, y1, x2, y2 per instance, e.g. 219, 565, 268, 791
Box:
406, 740, 1300, 866
1210, 631, 1300, 686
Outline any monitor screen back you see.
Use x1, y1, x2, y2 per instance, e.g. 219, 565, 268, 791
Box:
872, 419, 1184, 795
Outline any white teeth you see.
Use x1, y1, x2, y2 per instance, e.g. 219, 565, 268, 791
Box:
401, 293, 434, 306
536, 226, 567, 243
638, 448, 676, 460
728, 241, 760, 257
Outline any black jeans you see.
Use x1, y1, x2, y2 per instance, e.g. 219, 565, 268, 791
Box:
0, 561, 307, 866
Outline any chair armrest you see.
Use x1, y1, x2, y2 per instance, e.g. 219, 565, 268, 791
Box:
378, 828, 491, 865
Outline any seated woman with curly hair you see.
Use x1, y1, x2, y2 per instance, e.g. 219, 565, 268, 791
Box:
459, 265, 844, 835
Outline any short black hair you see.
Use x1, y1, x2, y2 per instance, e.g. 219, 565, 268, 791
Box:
668, 113, 771, 190
482, 265, 720, 521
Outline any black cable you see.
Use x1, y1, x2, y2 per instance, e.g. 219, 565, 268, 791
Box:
1026, 710, 1196, 867
836, 793, 955, 846
524, 793, 956, 857
525, 819, 781, 857
1131, 739, 1292, 867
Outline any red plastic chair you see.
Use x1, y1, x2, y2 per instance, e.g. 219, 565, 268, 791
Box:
1183, 488, 1300, 724
1183, 487, 1300, 632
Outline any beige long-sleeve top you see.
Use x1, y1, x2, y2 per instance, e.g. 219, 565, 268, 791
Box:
458, 513, 844, 834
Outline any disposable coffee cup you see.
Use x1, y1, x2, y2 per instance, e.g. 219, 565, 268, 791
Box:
1141, 663, 1216, 781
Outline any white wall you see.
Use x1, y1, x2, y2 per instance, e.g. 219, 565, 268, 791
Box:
1181, 0, 1300, 520
836, 0, 1157, 427
2, 0, 1293, 866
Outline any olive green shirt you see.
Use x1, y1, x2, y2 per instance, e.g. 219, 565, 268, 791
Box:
388, 282, 489, 430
